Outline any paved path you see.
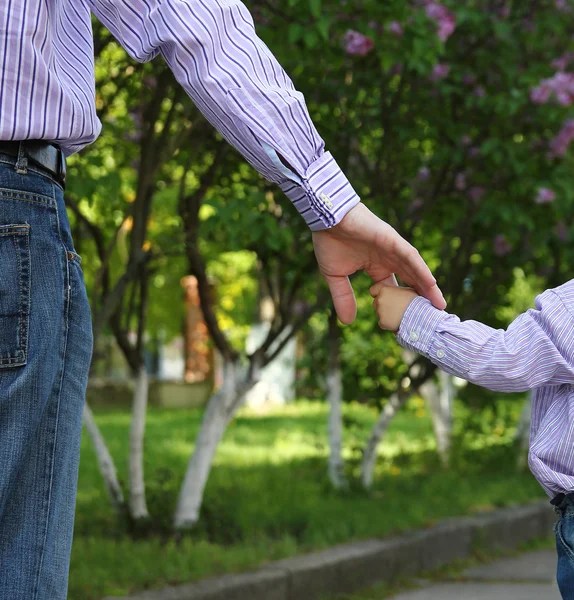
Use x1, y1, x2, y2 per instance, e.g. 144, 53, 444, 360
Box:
389, 549, 561, 599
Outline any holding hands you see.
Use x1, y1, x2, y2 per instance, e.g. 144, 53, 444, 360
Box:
370, 282, 418, 332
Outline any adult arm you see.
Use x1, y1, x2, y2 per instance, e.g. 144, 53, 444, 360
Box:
89, 0, 445, 320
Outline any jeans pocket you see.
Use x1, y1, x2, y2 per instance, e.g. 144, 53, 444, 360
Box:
0, 224, 31, 368
558, 514, 574, 564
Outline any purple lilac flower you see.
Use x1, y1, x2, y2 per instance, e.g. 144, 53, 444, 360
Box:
536, 188, 556, 204
388, 21, 404, 36
555, 0, 571, 11
531, 86, 551, 104
430, 63, 450, 82
549, 119, 574, 157
425, 3, 456, 42
343, 30, 375, 56
551, 53, 574, 71
530, 72, 574, 106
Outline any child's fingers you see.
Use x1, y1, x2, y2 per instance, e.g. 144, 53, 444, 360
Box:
373, 298, 387, 329
370, 282, 386, 298
370, 275, 397, 298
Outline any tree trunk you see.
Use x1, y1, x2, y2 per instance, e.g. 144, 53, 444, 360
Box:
82, 403, 125, 513
129, 365, 150, 521
173, 361, 256, 530
422, 370, 454, 467
361, 393, 408, 489
515, 391, 532, 470
327, 310, 347, 489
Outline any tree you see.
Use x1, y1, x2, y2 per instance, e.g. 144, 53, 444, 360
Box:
270, 0, 574, 484
174, 148, 329, 529
67, 31, 196, 525
326, 307, 347, 489
69, 0, 574, 526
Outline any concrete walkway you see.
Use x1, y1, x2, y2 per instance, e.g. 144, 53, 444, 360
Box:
389, 549, 561, 599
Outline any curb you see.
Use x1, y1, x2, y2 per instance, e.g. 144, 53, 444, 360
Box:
106, 500, 555, 600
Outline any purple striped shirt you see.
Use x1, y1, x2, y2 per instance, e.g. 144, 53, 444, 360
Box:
397, 280, 574, 498
0, 0, 360, 230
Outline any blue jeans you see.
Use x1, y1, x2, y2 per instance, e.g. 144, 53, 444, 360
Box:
555, 493, 574, 599
0, 155, 93, 599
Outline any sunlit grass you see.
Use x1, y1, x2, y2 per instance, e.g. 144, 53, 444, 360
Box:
70, 399, 543, 599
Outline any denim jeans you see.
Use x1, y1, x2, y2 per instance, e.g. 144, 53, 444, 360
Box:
0, 155, 93, 600
555, 493, 574, 599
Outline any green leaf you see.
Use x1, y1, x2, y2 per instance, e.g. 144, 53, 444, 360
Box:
316, 16, 331, 41
380, 53, 395, 73
309, 0, 322, 19
304, 29, 319, 49
288, 24, 304, 45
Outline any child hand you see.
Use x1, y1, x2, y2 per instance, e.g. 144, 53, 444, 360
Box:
370, 283, 419, 332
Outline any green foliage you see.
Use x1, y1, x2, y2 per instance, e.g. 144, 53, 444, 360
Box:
207, 251, 258, 347
259, 0, 574, 317
298, 274, 407, 405
495, 268, 543, 324
274, 0, 574, 402
78, 0, 574, 374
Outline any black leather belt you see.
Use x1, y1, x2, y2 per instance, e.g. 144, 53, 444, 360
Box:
0, 141, 66, 187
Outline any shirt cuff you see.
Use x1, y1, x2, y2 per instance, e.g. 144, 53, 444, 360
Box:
279, 151, 361, 231
396, 296, 449, 356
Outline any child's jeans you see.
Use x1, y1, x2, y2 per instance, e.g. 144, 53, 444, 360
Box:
554, 492, 574, 599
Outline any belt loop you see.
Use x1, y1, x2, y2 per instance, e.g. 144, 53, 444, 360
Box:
14, 142, 28, 175
58, 147, 67, 187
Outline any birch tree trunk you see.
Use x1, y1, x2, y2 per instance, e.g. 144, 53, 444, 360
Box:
515, 391, 532, 470
422, 371, 454, 467
327, 310, 347, 489
129, 365, 150, 520
83, 403, 125, 513
361, 393, 408, 489
173, 361, 256, 530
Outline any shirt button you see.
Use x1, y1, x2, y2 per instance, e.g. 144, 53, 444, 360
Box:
437, 349, 446, 359
320, 193, 334, 209
409, 331, 420, 342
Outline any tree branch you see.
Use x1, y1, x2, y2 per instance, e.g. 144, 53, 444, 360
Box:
179, 144, 236, 360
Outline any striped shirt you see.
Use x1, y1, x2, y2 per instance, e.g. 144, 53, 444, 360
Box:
0, 0, 360, 230
397, 280, 574, 498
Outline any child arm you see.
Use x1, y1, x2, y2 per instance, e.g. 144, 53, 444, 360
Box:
393, 285, 574, 392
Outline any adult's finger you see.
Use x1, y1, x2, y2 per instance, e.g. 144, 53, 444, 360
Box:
422, 283, 446, 309
396, 247, 446, 309
323, 274, 357, 324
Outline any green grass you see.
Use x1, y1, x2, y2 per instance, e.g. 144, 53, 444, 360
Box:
69, 400, 544, 599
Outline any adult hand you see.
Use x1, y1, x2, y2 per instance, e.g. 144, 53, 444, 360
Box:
312, 203, 446, 324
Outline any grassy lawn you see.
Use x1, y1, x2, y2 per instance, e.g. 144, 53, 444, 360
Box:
70, 399, 544, 599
